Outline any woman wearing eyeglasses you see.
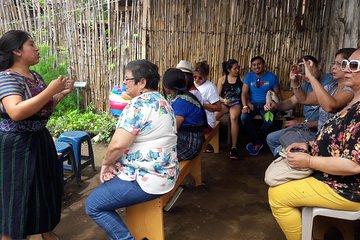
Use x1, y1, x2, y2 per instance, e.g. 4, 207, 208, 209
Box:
291, 48, 356, 132
241, 56, 280, 155
268, 48, 360, 240
267, 51, 355, 156
86, 60, 178, 240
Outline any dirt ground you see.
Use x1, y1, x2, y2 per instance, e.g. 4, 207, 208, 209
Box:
44, 126, 358, 240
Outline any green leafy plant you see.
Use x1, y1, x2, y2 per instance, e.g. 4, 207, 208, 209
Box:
32, 46, 116, 143
31, 45, 68, 84
30, 44, 78, 115
47, 104, 117, 143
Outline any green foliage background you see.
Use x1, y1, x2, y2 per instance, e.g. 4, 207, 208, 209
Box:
32, 45, 116, 143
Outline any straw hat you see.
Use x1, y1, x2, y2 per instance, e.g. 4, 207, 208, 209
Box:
176, 60, 193, 73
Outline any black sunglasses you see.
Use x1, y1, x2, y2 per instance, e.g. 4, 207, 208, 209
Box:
255, 78, 261, 88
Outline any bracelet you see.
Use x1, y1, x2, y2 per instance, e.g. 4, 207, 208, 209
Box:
243, 105, 248, 109
308, 155, 311, 168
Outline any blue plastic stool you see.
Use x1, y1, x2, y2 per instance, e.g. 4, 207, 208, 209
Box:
55, 141, 79, 185
57, 131, 96, 180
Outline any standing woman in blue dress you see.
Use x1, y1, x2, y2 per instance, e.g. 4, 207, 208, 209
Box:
0, 30, 74, 240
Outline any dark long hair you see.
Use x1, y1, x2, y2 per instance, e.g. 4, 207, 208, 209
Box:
162, 68, 208, 128
162, 68, 193, 101
184, 72, 195, 90
163, 68, 187, 92
335, 48, 356, 59
163, 68, 202, 106
222, 59, 238, 75
0, 30, 31, 71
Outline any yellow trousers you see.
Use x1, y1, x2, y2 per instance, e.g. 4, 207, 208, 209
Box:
268, 177, 360, 240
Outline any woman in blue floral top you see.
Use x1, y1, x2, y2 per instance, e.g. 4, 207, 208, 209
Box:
0, 30, 74, 240
268, 49, 360, 240
86, 60, 178, 240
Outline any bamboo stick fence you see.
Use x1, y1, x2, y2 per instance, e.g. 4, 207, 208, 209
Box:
0, 0, 358, 112
0, 0, 143, 111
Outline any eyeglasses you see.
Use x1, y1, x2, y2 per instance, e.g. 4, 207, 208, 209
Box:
255, 78, 261, 88
331, 61, 342, 69
341, 60, 360, 73
124, 77, 135, 82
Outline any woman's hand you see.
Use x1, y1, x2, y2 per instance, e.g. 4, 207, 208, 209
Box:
286, 142, 311, 168
60, 78, 75, 95
303, 59, 317, 81
100, 164, 118, 183
241, 106, 248, 113
52, 77, 75, 104
47, 75, 67, 94
286, 142, 309, 152
287, 151, 311, 169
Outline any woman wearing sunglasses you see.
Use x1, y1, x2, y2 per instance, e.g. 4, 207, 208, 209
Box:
267, 50, 356, 156
291, 48, 356, 132
194, 61, 221, 153
268, 48, 360, 240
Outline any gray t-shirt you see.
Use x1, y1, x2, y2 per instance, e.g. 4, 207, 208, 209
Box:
317, 81, 353, 132
302, 74, 334, 122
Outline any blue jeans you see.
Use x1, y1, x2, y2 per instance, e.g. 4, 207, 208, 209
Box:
85, 177, 161, 240
240, 103, 275, 144
266, 128, 285, 156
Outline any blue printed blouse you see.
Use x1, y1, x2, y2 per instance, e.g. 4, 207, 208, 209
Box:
114, 92, 179, 194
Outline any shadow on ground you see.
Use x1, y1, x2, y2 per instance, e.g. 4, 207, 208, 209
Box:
52, 140, 288, 240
